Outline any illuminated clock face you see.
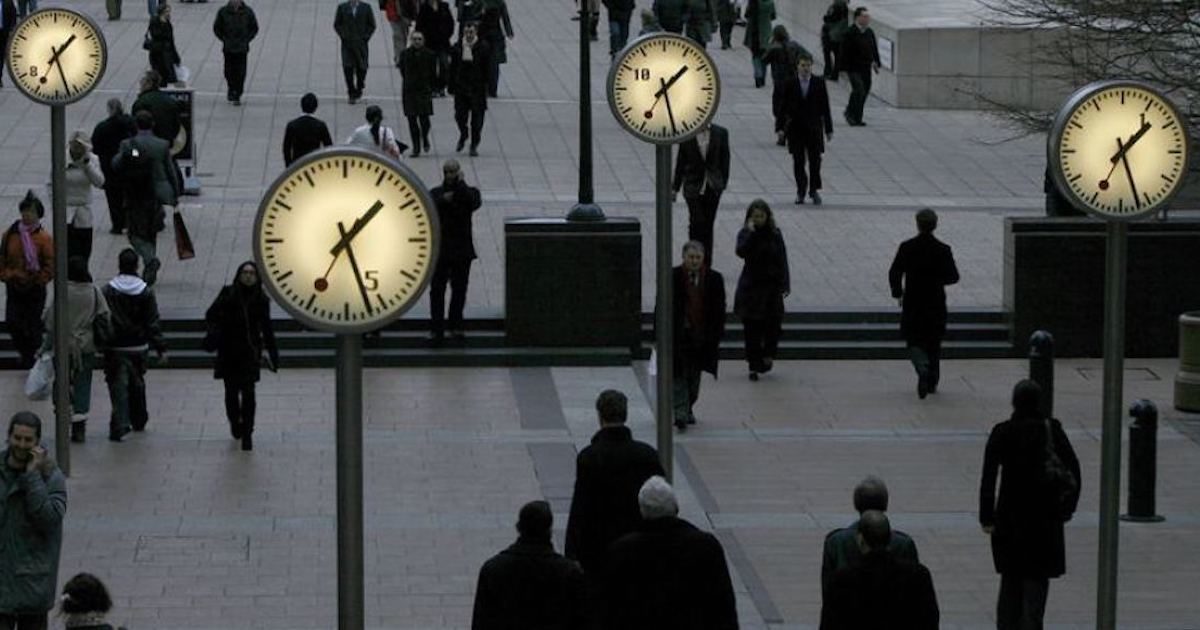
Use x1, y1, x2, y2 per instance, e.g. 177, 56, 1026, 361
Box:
254, 148, 439, 333
1051, 82, 1190, 220
5, 8, 107, 105
607, 33, 720, 144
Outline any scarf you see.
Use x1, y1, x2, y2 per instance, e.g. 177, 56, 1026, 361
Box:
63, 611, 108, 628
17, 221, 40, 272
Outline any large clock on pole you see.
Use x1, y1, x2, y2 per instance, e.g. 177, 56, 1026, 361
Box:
607, 33, 720, 145
253, 148, 439, 334
5, 8, 107, 105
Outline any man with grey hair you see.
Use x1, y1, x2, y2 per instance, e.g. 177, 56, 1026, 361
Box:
91, 98, 137, 234
603, 476, 738, 629
821, 475, 920, 596
662, 241, 726, 430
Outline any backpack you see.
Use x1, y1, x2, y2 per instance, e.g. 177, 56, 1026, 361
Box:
1042, 418, 1079, 521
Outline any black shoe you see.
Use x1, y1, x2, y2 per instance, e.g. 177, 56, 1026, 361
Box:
109, 227, 124, 235
794, 195, 805, 205
456, 135, 467, 152
918, 376, 929, 399
469, 146, 479, 157
674, 419, 688, 431
132, 423, 146, 432
687, 414, 697, 425
423, 137, 431, 152
844, 112, 854, 126
411, 149, 421, 158
761, 357, 773, 373
241, 434, 253, 451
852, 120, 867, 127
230, 421, 242, 440
71, 421, 86, 443
429, 331, 444, 347
108, 426, 131, 442
749, 372, 759, 381
348, 96, 359, 105
811, 192, 822, 205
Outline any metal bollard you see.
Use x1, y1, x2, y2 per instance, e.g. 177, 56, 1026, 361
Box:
1121, 399, 1165, 523
1029, 330, 1055, 418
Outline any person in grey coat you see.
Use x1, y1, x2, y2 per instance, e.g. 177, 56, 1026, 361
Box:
0, 412, 68, 630
112, 111, 178, 287
734, 199, 789, 381
335, 0, 377, 103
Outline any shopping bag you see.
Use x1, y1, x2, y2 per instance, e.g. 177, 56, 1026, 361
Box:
24, 353, 54, 401
648, 348, 657, 376
173, 209, 195, 260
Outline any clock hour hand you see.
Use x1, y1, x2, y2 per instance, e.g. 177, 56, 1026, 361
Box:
653, 65, 690, 98
338, 222, 374, 315
1109, 121, 1152, 164
46, 34, 77, 67
329, 199, 384, 257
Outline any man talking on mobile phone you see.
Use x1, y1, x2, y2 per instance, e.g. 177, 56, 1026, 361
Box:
0, 411, 68, 630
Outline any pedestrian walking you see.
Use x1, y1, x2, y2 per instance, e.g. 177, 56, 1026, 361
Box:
14, 0, 32, 18
203, 261, 278, 452
684, 0, 716, 48
637, 8, 662, 36
456, 0, 482, 38
579, 0, 599, 41
416, 0, 455, 96
92, 99, 137, 235
762, 25, 808, 144
1, 192, 53, 369
821, 476, 921, 597
146, 3, 182, 87
381, 0, 419, 66
346, 105, 406, 158
0, 0, 18, 87
335, 0, 377, 104
603, 476, 739, 630
820, 511, 940, 629
734, 199, 789, 381
40, 257, 110, 444
603, 0, 635, 56
101, 248, 166, 442
399, 31, 437, 157
715, 0, 735, 49
448, 23, 490, 156
213, 0, 260, 106
652, 0, 685, 33
58, 573, 120, 630
113, 111, 178, 287
743, 0, 775, 88
428, 160, 481, 343
820, 0, 848, 80
565, 390, 664, 613
888, 208, 959, 399
471, 501, 587, 630
783, 53, 832, 205
840, 6, 879, 126
479, 0, 513, 98
0, 412, 67, 630
980, 380, 1081, 630
664, 241, 726, 429
132, 71, 183, 147
106, 0, 122, 20
671, 122, 729, 264
61, 132, 105, 266
283, 93, 334, 166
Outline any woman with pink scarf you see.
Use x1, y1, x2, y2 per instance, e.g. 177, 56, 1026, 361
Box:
1, 191, 55, 368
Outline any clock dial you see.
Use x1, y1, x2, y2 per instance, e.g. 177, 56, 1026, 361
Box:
1051, 82, 1190, 219
607, 33, 720, 144
254, 149, 439, 333
5, 8, 107, 105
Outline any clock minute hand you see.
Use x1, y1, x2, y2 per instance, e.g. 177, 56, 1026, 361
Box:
1117, 138, 1142, 210
1109, 121, 1152, 164
46, 34, 77, 67
652, 65, 690, 99
660, 78, 678, 134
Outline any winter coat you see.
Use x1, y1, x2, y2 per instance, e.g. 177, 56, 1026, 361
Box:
63, 154, 106, 230
763, 39, 808, 83
213, 3, 260, 54
0, 222, 54, 289
416, 0, 455, 51
131, 89, 182, 145
603, 516, 738, 630
821, 520, 920, 596
146, 18, 181, 84
715, 0, 735, 23
399, 46, 437, 117
666, 265, 726, 377
888, 232, 958, 346
335, 0, 377, 68
92, 113, 138, 183
479, 0, 513, 64
102, 275, 166, 354
42, 281, 110, 359
204, 275, 279, 385
820, 552, 939, 630
742, 0, 775, 54
980, 415, 1081, 578
430, 179, 483, 264
839, 24, 879, 73
0, 453, 67, 615
564, 426, 664, 577
821, 0, 849, 44
734, 226, 789, 322
448, 40, 491, 106
471, 537, 587, 630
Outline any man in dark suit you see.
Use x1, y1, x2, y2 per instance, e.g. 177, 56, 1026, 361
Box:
820, 511, 940, 630
839, 7, 880, 126
92, 98, 138, 234
112, 111, 178, 286
672, 122, 730, 265
784, 53, 833, 205
448, 23, 490, 156
667, 241, 726, 429
888, 209, 959, 398
283, 93, 334, 166
334, 0, 377, 104
428, 159, 482, 343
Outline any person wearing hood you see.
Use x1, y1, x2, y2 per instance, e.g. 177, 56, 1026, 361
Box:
40, 257, 111, 444
101, 248, 166, 442
203, 261, 279, 451
0, 411, 68, 630
1, 191, 54, 369
62, 131, 106, 266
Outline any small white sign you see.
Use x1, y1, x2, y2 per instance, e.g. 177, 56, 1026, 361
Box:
877, 35, 895, 71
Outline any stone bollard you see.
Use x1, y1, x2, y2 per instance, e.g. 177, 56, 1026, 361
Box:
1175, 312, 1200, 412
1029, 330, 1055, 419
1121, 400, 1165, 523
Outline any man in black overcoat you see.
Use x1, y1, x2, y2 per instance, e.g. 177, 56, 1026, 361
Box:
448, 23, 490, 156
428, 159, 482, 342
399, 31, 438, 157
888, 208, 958, 398
416, 0, 455, 96
839, 7, 879, 126
92, 98, 137, 234
335, 0, 377, 104
784, 53, 833, 205
602, 476, 738, 630
565, 390, 664, 595
672, 122, 730, 264
471, 501, 587, 630
213, 0, 260, 105
820, 511, 940, 630
667, 241, 726, 429
821, 476, 920, 598
282, 93, 334, 166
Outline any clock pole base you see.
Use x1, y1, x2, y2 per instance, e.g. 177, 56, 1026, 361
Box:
567, 202, 606, 222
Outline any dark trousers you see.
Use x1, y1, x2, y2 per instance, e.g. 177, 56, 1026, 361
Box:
101, 176, 125, 232
105, 351, 148, 434
608, 16, 631, 55
684, 188, 722, 263
16, 0, 36, 17
908, 338, 943, 390
129, 232, 160, 287
997, 574, 1049, 630
429, 259, 471, 334
407, 115, 431, 151
845, 70, 872, 123
224, 51, 248, 100
433, 49, 451, 93
792, 139, 823, 195
672, 352, 703, 424
453, 96, 486, 149
5, 282, 46, 369
743, 312, 782, 372
343, 64, 367, 98
822, 40, 839, 79
771, 81, 788, 133
718, 20, 733, 47
0, 613, 48, 630
487, 57, 501, 98
67, 224, 93, 267
223, 379, 257, 434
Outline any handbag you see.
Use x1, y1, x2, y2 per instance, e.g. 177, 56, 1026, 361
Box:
24, 353, 55, 401
173, 209, 196, 260
142, 29, 153, 51
91, 287, 113, 350
1042, 418, 1079, 521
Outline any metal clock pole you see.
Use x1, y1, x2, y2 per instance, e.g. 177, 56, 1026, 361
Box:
51, 104, 71, 476
336, 333, 365, 630
655, 145, 674, 481
1097, 220, 1127, 630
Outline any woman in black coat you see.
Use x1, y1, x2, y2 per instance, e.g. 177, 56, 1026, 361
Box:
204, 261, 279, 451
146, 3, 181, 86
734, 199, 789, 381
979, 380, 1081, 630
